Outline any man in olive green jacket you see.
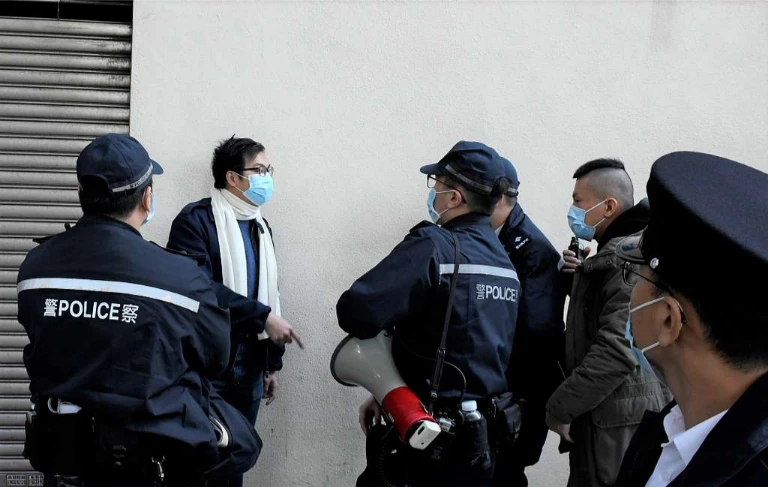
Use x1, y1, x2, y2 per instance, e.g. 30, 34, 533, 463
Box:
546, 159, 671, 487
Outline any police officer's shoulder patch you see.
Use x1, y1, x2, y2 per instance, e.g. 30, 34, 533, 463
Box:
32, 222, 75, 246
406, 220, 444, 244
408, 220, 437, 234
149, 241, 208, 266
406, 220, 455, 251
32, 235, 55, 246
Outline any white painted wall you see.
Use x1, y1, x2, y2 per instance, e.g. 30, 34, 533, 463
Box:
130, 1, 768, 485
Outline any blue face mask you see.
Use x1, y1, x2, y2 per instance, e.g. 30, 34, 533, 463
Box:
427, 188, 454, 224
567, 199, 607, 241
624, 297, 666, 375
236, 173, 274, 206
142, 190, 155, 226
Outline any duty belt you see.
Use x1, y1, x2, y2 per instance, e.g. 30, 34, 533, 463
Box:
25, 397, 190, 486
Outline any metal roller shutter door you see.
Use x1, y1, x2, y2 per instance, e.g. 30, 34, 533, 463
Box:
0, 15, 131, 485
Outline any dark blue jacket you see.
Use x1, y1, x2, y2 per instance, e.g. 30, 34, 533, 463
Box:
498, 204, 567, 397
336, 213, 520, 402
498, 204, 565, 340
16, 215, 261, 477
497, 203, 567, 466
616, 372, 768, 487
167, 198, 284, 372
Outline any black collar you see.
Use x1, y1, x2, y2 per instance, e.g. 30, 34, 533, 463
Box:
501, 203, 525, 233
78, 214, 142, 237
675, 372, 768, 485
597, 198, 650, 251
441, 212, 492, 231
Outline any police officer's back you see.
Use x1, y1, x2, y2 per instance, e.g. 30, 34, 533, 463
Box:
490, 157, 567, 486
16, 134, 261, 486
337, 141, 522, 487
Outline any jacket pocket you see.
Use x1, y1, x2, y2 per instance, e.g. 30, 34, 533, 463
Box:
587, 373, 669, 486
590, 372, 670, 429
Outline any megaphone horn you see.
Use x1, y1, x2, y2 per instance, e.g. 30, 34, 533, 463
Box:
330, 331, 441, 450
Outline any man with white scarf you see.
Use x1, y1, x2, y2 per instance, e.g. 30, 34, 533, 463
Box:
168, 136, 302, 487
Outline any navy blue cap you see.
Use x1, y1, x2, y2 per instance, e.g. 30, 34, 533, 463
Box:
499, 156, 520, 197
617, 151, 768, 301
420, 141, 507, 196
77, 133, 163, 195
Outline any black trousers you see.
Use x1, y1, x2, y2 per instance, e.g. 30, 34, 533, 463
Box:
491, 403, 549, 487
491, 447, 529, 487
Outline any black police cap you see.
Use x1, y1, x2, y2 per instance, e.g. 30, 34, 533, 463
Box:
77, 133, 163, 195
420, 141, 507, 196
499, 156, 520, 197
617, 151, 768, 301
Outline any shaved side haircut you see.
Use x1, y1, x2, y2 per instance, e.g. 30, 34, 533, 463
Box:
573, 158, 634, 211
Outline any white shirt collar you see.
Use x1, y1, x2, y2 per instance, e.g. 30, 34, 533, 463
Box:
663, 405, 729, 466
494, 223, 504, 236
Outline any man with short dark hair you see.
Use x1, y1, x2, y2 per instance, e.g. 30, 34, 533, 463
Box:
571, 158, 635, 212
490, 156, 567, 487
210, 137, 266, 190
16, 133, 261, 486
168, 135, 302, 487
615, 152, 768, 486
338, 141, 521, 487
545, 158, 671, 487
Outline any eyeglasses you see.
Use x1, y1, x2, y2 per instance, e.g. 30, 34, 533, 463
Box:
427, 175, 460, 191
427, 175, 465, 204
621, 262, 688, 323
621, 261, 663, 288
241, 165, 274, 177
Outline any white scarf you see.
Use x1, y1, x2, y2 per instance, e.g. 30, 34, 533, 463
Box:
210, 188, 280, 340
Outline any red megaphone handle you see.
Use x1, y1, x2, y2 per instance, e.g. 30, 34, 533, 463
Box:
381, 386, 435, 443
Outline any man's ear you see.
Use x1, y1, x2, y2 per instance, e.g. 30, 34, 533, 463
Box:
658, 295, 685, 347
143, 186, 153, 212
448, 188, 465, 209
604, 197, 620, 217
225, 170, 241, 188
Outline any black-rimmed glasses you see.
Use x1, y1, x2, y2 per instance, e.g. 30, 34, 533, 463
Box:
621, 261, 688, 324
621, 261, 659, 287
426, 175, 460, 192
242, 165, 274, 177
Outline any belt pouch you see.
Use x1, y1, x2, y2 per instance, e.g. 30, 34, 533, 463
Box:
91, 421, 143, 474
491, 392, 526, 448
50, 412, 88, 476
24, 410, 54, 473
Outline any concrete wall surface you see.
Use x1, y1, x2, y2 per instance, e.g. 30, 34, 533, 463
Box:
130, 1, 768, 485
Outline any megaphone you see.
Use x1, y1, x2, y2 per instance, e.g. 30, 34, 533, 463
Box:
330, 331, 442, 450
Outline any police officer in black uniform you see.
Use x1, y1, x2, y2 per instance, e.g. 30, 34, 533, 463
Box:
16, 134, 261, 486
337, 141, 522, 487
490, 156, 567, 486
613, 152, 768, 486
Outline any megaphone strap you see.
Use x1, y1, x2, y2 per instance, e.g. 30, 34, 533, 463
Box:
428, 232, 461, 415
